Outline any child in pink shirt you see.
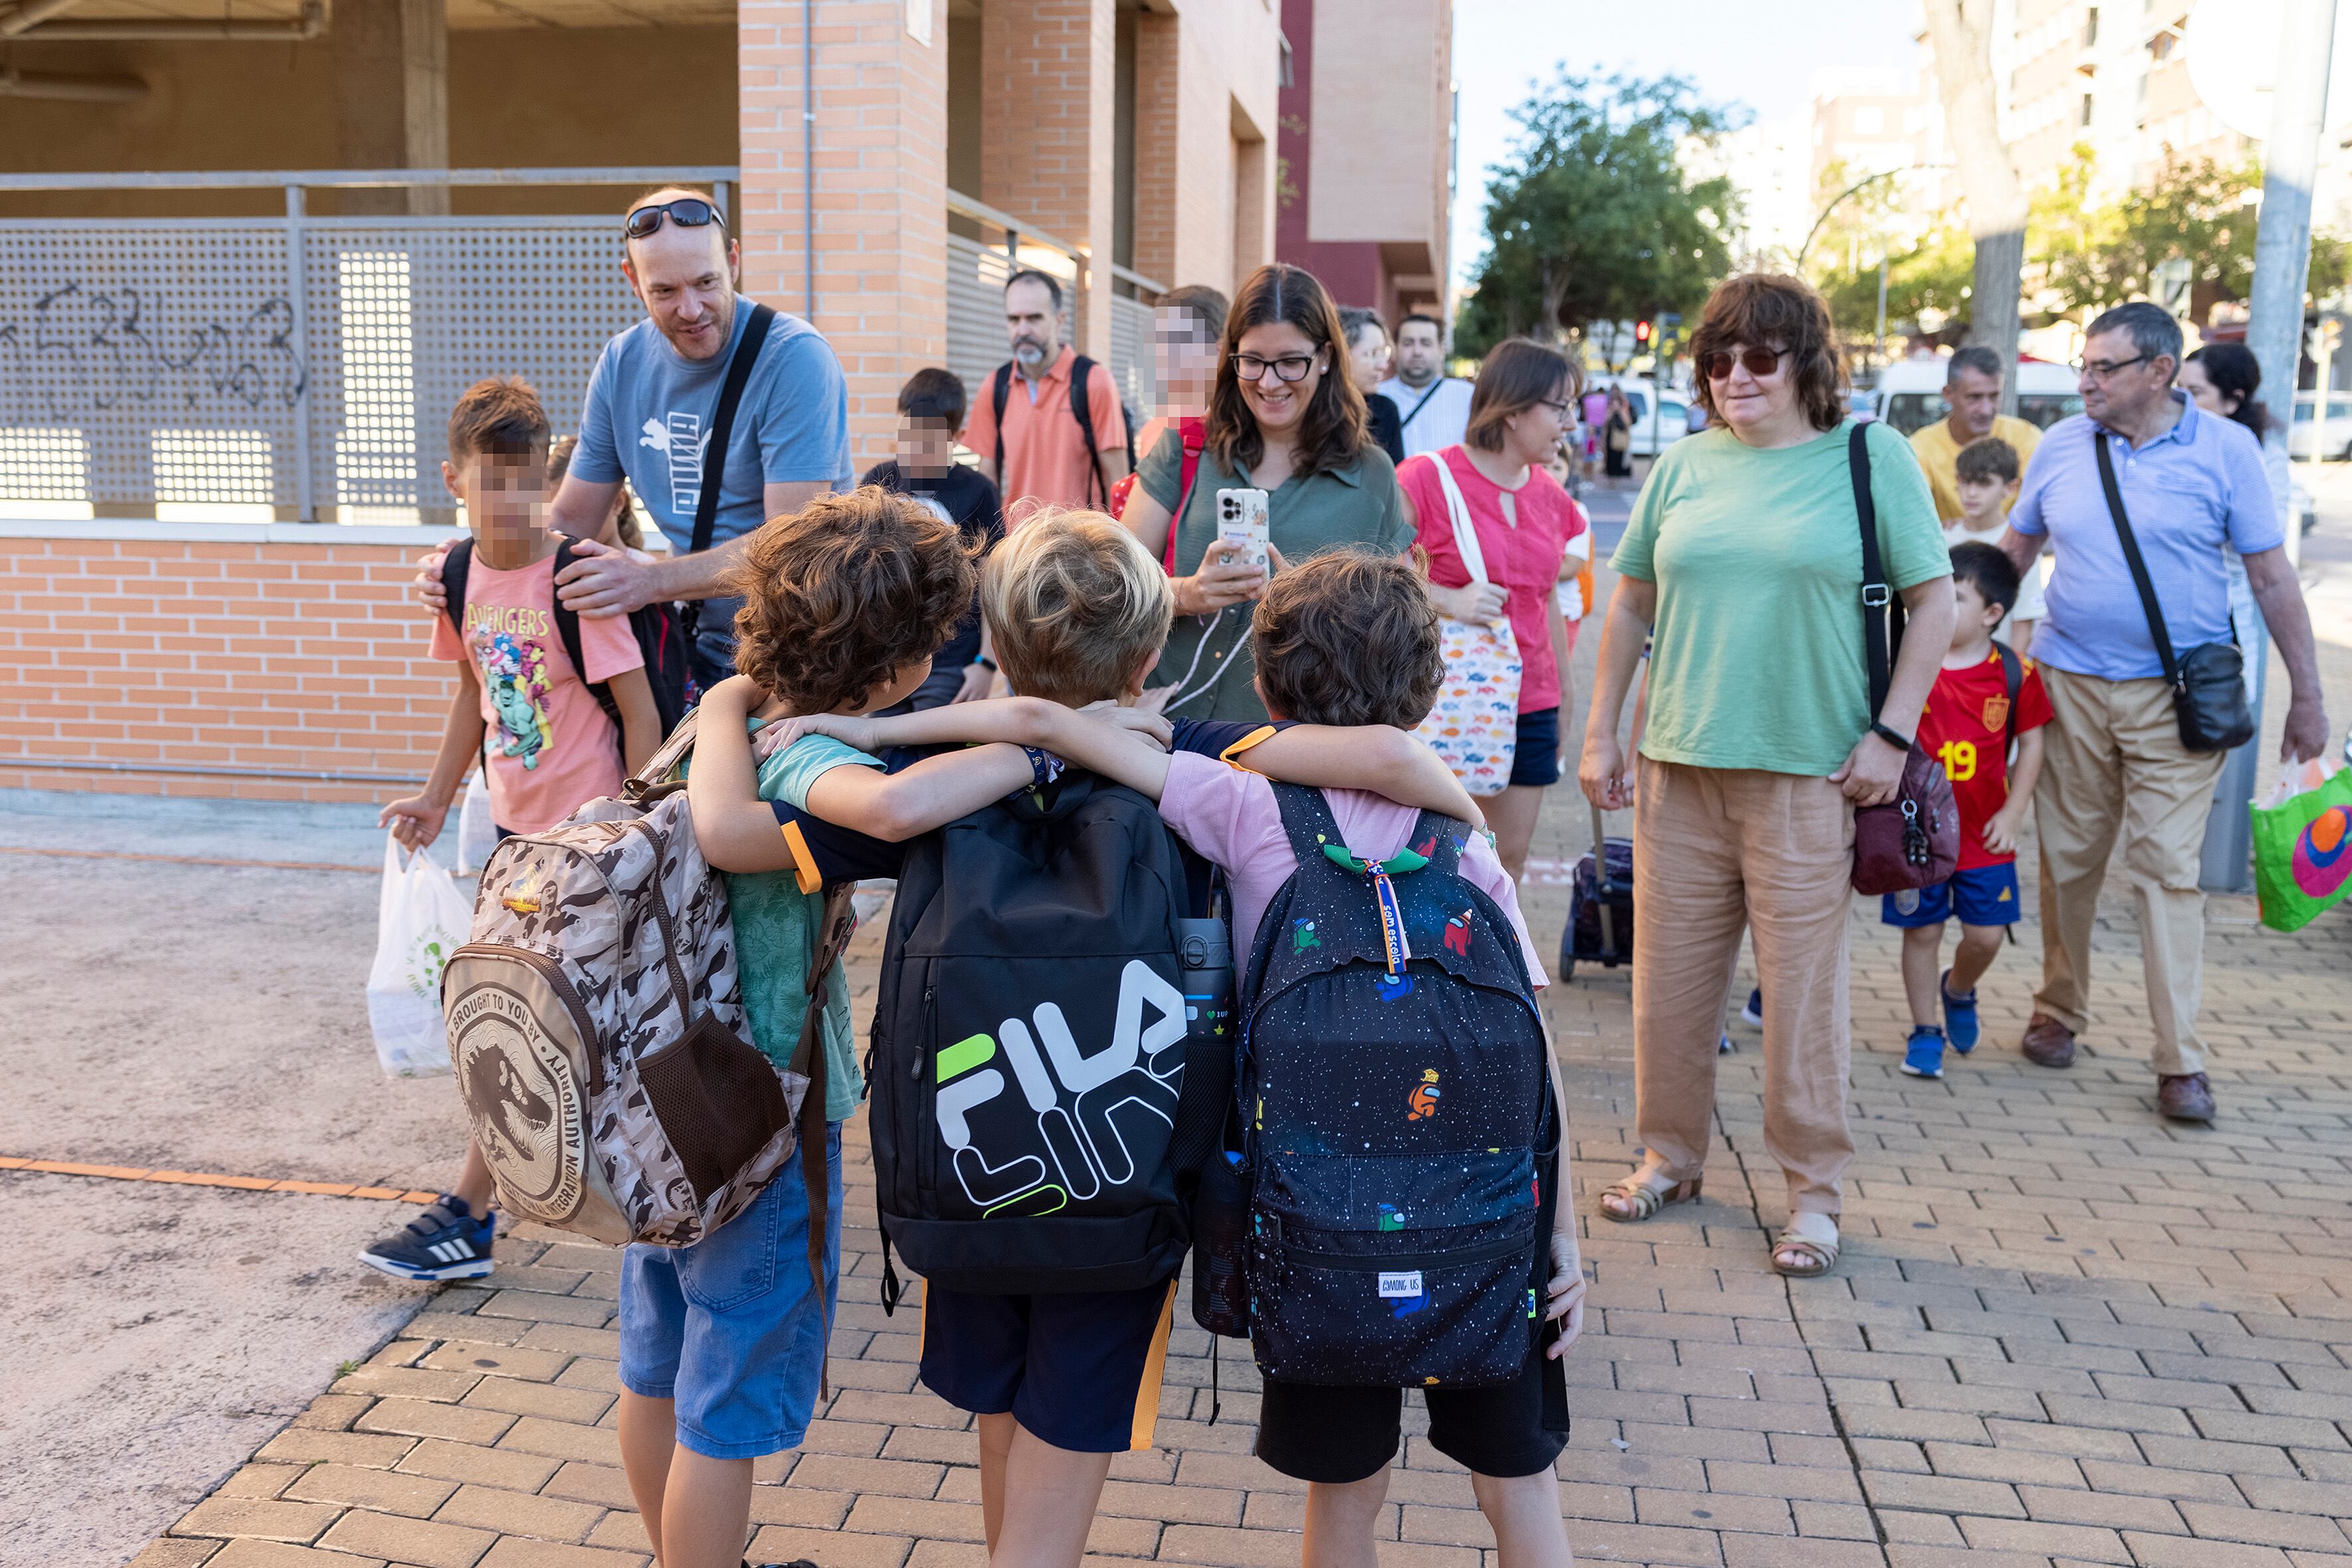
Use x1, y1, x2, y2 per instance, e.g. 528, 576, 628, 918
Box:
364, 378, 661, 1289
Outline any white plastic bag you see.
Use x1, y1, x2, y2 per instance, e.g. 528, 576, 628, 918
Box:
366, 834, 471, 1077
455, 770, 499, 875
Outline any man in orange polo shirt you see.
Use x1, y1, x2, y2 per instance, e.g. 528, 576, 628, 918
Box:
964, 269, 1131, 523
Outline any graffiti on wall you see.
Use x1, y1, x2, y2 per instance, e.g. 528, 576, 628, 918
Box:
0, 282, 307, 419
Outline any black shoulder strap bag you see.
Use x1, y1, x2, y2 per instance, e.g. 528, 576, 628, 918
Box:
2091, 432, 2254, 753
676, 301, 778, 649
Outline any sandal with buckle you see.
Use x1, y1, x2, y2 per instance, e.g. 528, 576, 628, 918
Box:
1770, 1214, 1840, 1278
1597, 1171, 1703, 1223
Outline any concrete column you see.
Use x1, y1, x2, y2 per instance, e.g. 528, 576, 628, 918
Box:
332, 0, 448, 216
740, 0, 949, 469
978, 0, 1116, 357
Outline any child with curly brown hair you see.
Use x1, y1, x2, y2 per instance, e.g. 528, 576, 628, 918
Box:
624, 485, 1058, 1568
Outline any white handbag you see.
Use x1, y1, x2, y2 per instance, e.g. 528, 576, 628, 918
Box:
1412, 455, 1522, 796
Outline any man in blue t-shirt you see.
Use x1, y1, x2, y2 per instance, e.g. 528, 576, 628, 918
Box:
418, 186, 852, 688
1998, 301, 2326, 1123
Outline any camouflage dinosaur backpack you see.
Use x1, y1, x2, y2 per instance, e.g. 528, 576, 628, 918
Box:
440, 716, 846, 1247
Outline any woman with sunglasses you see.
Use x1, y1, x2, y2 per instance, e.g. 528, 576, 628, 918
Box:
1121, 263, 1410, 723
1397, 337, 1591, 881
1577, 273, 1953, 1279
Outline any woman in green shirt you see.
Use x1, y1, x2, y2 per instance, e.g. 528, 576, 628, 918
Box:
1121, 264, 1410, 724
1577, 274, 1954, 1279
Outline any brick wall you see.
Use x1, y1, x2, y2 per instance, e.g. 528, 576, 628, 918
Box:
738, 0, 948, 470
1, 528, 458, 804
978, 0, 1117, 356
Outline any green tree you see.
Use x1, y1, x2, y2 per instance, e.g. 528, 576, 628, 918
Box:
2035, 152, 2263, 315
1816, 225, 1976, 342
1455, 71, 1743, 358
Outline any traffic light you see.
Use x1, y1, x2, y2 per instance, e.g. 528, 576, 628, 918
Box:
1635, 319, 1652, 346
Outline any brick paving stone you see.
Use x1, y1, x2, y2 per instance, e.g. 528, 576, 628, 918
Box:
173, 1498, 341, 1544
315, 1508, 497, 1568
135, 819, 2352, 1568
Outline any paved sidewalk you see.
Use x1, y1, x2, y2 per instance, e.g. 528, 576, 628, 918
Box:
127, 844, 2352, 1568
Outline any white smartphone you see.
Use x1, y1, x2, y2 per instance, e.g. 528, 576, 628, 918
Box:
1214, 487, 1271, 576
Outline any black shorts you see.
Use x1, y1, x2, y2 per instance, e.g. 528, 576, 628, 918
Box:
1510, 706, 1562, 788
1255, 1344, 1570, 1484
918, 1277, 1178, 1453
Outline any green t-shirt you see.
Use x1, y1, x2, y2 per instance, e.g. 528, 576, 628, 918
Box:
1137, 429, 1411, 724
724, 727, 880, 1123
1610, 420, 1950, 777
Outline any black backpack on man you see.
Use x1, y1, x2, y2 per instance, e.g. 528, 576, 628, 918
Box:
990, 355, 1135, 508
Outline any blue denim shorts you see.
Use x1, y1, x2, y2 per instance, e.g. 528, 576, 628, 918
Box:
617, 1124, 843, 1459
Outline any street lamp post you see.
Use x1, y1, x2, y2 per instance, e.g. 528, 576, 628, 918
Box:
2200, 0, 2341, 892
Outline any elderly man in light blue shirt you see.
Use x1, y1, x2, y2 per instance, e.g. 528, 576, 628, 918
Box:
1999, 302, 2327, 1124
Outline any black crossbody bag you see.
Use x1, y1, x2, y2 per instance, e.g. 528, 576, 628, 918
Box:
2091, 434, 2254, 753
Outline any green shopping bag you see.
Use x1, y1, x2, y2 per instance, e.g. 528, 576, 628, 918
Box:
2252, 759, 2352, 933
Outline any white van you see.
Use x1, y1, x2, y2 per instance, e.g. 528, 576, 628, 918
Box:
1870, 354, 2084, 435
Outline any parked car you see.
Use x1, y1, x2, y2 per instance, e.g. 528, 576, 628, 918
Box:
2288, 392, 2352, 461
1870, 355, 2084, 435
1585, 374, 1691, 457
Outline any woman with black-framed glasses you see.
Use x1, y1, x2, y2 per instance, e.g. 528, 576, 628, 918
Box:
1121, 263, 1409, 723
1576, 272, 1953, 1281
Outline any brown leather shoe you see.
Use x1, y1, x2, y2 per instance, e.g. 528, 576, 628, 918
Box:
2020, 1013, 2076, 1069
2158, 1072, 2216, 1123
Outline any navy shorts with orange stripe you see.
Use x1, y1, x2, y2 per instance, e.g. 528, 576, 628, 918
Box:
918, 1276, 1178, 1452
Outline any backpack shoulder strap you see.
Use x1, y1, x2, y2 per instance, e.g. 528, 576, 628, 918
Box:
1269, 781, 1349, 870
441, 536, 474, 641
1403, 811, 1472, 878
1069, 354, 1105, 505
550, 537, 624, 731
1849, 422, 1893, 717
788, 880, 857, 1401
691, 302, 777, 558
991, 362, 1014, 474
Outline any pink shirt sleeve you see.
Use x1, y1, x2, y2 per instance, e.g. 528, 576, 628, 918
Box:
1459, 830, 1550, 989
1401, 455, 1471, 589
576, 608, 645, 683
427, 611, 462, 663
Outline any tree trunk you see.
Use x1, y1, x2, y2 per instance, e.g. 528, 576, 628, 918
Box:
1924, 0, 2029, 414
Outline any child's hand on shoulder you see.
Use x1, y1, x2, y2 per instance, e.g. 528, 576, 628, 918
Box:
752, 710, 871, 763
1073, 700, 1172, 752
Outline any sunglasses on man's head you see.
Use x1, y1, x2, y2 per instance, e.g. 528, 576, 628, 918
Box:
1700, 346, 1791, 381
623, 197, 727, 241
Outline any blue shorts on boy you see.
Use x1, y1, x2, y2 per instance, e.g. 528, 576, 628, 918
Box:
619, 1125, 844, 1458
1881, 862, 2022, 929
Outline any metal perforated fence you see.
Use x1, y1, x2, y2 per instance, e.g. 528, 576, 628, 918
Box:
0, 168, 732, 524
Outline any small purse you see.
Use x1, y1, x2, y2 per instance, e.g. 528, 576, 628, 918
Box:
2092, 434, 2256, 753
1846, 426, 1960, 896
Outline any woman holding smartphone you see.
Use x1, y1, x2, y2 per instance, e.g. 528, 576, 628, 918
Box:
1121, 263, 1409, 724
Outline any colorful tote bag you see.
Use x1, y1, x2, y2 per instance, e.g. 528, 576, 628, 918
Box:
2252, 757, 2352, 933
1411, 453, 1522, 796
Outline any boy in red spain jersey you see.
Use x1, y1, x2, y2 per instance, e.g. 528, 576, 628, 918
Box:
1887, 542, 2053, 1079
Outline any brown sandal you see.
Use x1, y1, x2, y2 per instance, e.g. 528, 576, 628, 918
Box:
1597, 1172, 1703, 1223
1770, 1217, 1840, 1277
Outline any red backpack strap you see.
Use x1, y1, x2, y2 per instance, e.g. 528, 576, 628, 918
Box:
1164, 417, 1206, 576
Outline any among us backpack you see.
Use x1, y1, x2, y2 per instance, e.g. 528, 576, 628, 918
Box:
867, 772, 1229, 1302
1234, 783, 1555, 1387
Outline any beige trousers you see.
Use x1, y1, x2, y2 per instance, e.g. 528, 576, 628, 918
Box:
1630, 758, 1856, 1218
2031, 666, 2227, 1077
